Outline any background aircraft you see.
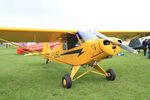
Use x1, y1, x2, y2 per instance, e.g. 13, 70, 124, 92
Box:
0, 27, 150, 89
17, 42, 59, 54
129, 36, 150, 50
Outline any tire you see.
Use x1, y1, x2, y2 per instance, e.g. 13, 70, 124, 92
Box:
62, 74, 72, 89
46, 59, 49, 64
106, 69, 116, 81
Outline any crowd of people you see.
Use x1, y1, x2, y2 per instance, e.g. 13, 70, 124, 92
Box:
142, 39, 150, 59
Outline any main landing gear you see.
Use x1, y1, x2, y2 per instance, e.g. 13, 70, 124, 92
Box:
62, 74, 72, 88
106, 69, 116, 81
61, 64, 116, 89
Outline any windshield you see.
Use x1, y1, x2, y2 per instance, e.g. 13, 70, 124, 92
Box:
77, 31, 99, 41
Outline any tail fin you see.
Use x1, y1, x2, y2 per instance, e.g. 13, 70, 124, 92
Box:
42, 42, 51, 55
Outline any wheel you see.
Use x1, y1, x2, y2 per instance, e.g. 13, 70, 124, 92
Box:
62, 74, 72, 89
106, 69, 116, 81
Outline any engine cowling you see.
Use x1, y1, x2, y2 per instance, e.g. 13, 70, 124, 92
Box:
99, 39, 121, 56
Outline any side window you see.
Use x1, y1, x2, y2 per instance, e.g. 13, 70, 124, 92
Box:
67, 34, 79, 49
62, 33, 83, 50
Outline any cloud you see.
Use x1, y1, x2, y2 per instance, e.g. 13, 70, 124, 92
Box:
0, 0, 150, 30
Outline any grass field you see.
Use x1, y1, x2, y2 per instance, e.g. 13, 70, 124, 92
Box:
0, 46, 150, 100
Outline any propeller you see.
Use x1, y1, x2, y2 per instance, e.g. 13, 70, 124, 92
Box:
93, 32, 138, 54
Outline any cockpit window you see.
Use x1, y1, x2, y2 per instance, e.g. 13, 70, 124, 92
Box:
62, 31, 99, 50
62, 34, 80, 50
78, 31, 99, 41
67, 34, 78, 49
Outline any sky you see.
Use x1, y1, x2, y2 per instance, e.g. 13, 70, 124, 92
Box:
0, 0, 150, 30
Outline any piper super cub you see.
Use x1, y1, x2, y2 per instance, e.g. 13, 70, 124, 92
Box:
0, 27, 150, 88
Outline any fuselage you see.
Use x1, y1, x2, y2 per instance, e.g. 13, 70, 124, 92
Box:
49, 39, 121, 66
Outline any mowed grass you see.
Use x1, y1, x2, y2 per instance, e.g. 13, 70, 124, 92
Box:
0, 46, 150, 100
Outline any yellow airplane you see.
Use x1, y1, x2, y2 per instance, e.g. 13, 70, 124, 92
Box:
0, 27, 150, 89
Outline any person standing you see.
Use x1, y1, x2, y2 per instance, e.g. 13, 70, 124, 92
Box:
147, 39, 150, 59
142, 39, 147, 56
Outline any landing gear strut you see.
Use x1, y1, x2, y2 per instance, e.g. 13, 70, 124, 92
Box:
106, 69, 116, 81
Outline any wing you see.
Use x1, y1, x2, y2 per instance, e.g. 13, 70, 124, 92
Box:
98, 30, 150, 40
0, 27, 77, 42
0, 27, 150, 42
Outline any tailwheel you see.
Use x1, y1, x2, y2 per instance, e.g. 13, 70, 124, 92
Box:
106, 69, 116, 81
62, 74, 72, 89
46, 59, 49, 64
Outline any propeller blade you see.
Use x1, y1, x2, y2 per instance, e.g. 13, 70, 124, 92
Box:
94, 32, 111, 41
93, 32, 138, 54
118, 42, 138, 54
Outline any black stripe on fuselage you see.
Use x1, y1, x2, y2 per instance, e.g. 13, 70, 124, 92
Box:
61, 48, 85, 56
